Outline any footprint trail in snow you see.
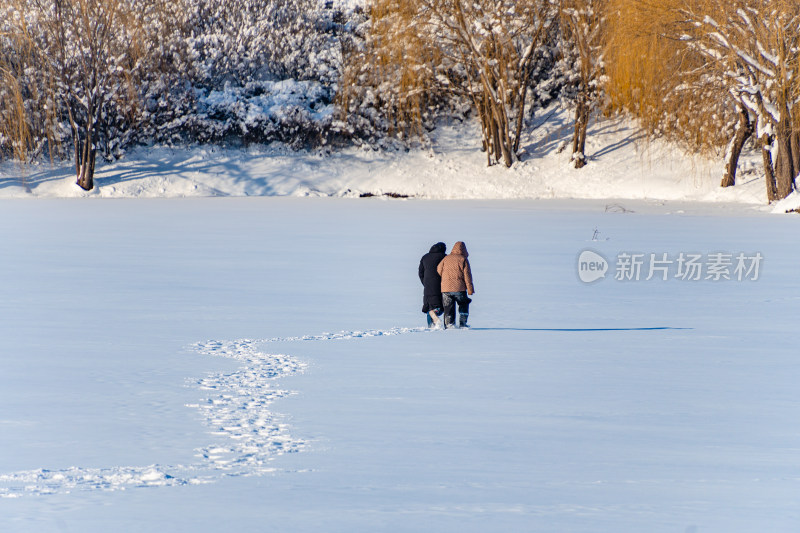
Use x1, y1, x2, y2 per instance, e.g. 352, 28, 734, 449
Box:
0, 327, 426, 497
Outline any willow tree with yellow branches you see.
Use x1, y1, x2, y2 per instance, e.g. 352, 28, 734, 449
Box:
337, 0, 448, 141
604, 1, 738, 158
604, 0, 800, 201
0, 12, 63, 165
0, 65, 33, 163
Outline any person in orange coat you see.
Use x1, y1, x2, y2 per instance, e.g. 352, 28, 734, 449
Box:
436, 241, 474, 328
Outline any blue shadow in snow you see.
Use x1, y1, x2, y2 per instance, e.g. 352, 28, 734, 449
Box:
470, 327, 692, 332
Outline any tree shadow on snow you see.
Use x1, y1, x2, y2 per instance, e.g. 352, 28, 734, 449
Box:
521, 111, 646, 164
0, 165, 61, 192
0, 147, 308, 196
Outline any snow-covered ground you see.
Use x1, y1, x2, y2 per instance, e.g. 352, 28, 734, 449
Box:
1, 112, 799, 531
1, 196, 799, 532
4, 108, 800, 212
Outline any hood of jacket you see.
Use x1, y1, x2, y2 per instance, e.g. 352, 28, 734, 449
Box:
451, 241, 468, 257
429, 242, 446, 254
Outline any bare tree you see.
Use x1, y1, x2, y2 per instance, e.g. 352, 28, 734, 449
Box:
560, 0, 605, 168
419, 0, 559, 167
683, 0, 800, 201
4, 0, 146, 191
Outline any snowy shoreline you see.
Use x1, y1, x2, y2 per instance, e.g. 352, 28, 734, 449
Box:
4, 112, 798, 213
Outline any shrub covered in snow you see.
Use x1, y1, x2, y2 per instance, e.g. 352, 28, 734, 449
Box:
185, 80, 337, 147
133, 0, 367, 149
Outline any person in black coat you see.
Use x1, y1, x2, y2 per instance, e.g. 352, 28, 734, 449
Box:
418, 242, 447, 328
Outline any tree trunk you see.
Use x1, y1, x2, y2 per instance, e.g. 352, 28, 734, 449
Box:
489, 97, 499, 164
761, 134, 778, 202
76, 124, 95, 191
721, 104, 753, 187
774, 120, 795, 200
485, 95, 500, 166
76, 148, 95, 191
512, 83, 528, 156
572, 91, 588, 169
792, 129, 800, 191
495, 103, 514, 168
478, 81, 515, 168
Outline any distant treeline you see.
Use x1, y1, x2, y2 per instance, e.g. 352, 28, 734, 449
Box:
1, 0, 798, 202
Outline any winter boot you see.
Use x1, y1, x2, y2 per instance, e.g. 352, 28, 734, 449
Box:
428, 310, 442, 329
444, 315, 454, 329
458, 313, 469, 328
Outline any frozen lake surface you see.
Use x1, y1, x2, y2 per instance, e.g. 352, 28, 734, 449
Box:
1, 198, 798, 532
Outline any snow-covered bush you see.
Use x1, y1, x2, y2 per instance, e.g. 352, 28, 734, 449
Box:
185, 80, 337, 147
135, 0, 367, 148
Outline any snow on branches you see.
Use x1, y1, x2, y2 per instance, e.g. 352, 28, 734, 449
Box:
418, 0, 559, 167
559, 0, 605, 168
684, 0, 800, 201
0, 0, 366, 182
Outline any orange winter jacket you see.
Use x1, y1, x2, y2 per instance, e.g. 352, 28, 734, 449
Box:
437, 241, 474, 294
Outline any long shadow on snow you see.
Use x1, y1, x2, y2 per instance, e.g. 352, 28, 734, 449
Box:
0, 148, 287, 195
521, 112, 645, 164
0, 165, 62, 191
470, 327, 691, 332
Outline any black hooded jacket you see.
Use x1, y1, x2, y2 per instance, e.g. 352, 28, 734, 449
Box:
418, 242, 447, 296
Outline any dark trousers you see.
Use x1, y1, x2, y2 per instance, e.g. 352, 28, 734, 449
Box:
442, 291, 471, 326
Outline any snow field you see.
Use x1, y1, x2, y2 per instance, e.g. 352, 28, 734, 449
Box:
0, 197, 798, 532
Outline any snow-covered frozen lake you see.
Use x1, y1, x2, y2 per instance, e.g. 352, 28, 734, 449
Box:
1, 198, 798, 532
